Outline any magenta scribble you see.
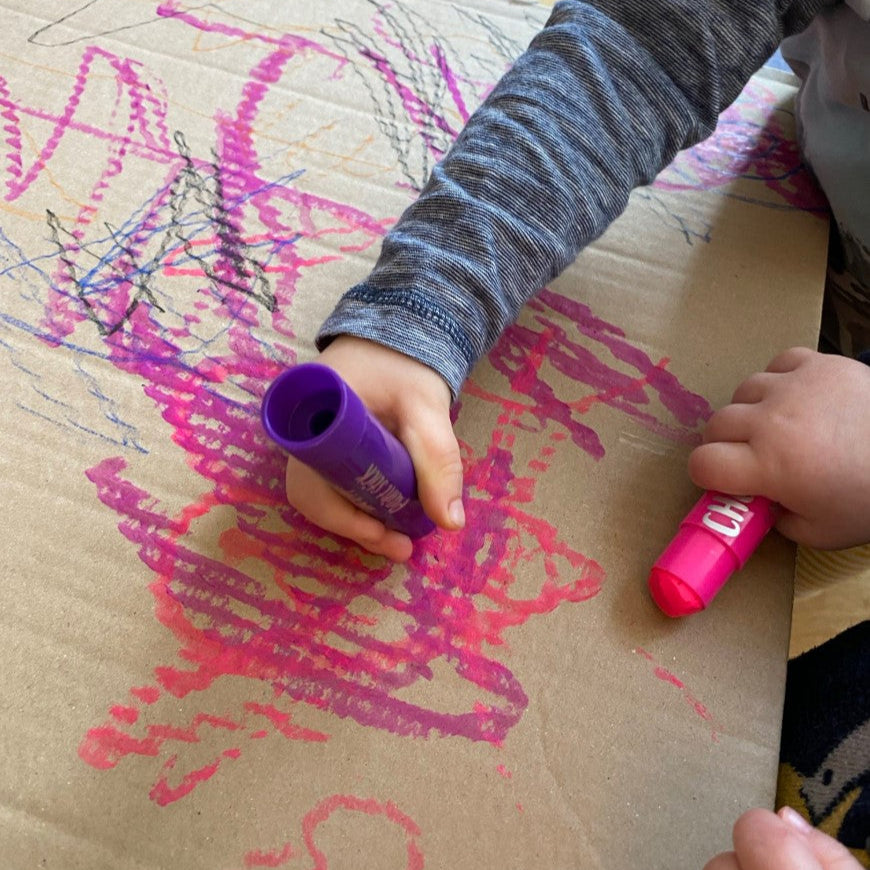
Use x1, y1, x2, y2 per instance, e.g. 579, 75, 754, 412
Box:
654, 79, 828, 213
2, 5, 720, 803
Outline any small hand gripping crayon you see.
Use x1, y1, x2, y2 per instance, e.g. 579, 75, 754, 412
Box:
648, 492, 779, 617
261, 362, 435, 539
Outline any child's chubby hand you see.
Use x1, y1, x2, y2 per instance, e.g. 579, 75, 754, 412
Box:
703, 807, 862, 870
689, 347, 870, 550
282, 335, 464, 561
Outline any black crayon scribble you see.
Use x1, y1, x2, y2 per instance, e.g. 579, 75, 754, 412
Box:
47, 131, 280, 339
0, 226, 150, 451
47, 210, 165, 338
325, 0, 526, 192
28, 0, 199, 48
633, 189, 713, 246
452, 5, 529, 75
326, 4, 448, 191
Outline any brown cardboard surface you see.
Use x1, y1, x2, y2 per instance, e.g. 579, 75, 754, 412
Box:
0, 3, 828, 869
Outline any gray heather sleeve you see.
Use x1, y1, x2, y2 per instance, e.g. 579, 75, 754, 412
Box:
317, 0, 834, 399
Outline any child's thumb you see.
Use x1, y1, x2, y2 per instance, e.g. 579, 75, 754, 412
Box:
401, 407, 465, 531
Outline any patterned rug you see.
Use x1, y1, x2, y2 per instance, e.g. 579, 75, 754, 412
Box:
777, 620, 870, 866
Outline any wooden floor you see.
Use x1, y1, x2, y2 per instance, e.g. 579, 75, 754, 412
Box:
789, 545, 870, 658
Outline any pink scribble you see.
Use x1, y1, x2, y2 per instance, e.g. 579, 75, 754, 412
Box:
151, 747, 242, 806
633, 648, 722, 741
241, 842, 295, 869
302, 795, 424, 870
0, 46, 174, 203
432, 43, 472, 126
110, 704, 140, 725
131, 686, 161, 704
245, 702, 331, 742
230, 793, 423, 870
2, 5, 771, 806
82, 710, 244, 769
484, 288, 711, 458
45, 9, 712, 801
79, 683, 330, 804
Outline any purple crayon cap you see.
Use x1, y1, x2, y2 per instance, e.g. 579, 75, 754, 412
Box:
262, 362, 435, 539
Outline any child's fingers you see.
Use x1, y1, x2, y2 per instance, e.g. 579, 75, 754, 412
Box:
688, 440, 768, 496
774, 510, 823, 549
702, 808, 861, 870
730, 808, 826, 870
777, 806, 863, 869
724, 346, 816, 408
284, 457, 414, 562
701, 403, 757, 445
765, 346, 814, 373
730, 372, 777, 405
702, 851, 741, 870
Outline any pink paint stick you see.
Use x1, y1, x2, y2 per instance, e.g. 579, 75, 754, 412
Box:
648, 492, 779, 617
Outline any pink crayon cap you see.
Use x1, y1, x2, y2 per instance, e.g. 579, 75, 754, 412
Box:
648, 493, 777, 617
648, 526, 740, 617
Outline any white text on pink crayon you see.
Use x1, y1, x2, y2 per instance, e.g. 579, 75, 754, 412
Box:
702, 494, 753, 538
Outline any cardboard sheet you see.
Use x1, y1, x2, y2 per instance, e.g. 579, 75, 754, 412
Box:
0, 3, 829, 868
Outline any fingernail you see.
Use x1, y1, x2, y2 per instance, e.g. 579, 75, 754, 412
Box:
779, 806, 813, 834
448, 498, 465, 528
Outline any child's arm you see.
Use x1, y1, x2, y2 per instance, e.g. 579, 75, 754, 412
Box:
689, 348, 870, 550
287, 0, 833, 552
317, 0, 832, 397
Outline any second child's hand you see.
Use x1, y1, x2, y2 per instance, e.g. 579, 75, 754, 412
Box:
689, 347, 870, 549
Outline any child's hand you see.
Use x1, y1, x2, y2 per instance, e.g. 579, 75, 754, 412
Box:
282, 336, 464, 561
688, 348, 870, 549
703, 807, 861, 869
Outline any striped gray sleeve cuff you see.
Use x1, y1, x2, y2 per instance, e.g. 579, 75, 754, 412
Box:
316, 286, 474, 400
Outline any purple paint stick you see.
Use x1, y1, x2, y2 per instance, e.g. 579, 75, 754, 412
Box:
261, 362, 435, 538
